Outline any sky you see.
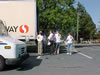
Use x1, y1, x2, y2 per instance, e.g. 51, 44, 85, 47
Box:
75, 0, 100, 28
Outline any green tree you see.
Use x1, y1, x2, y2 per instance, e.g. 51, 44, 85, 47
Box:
37, 0, 96, 40
37, 0, 76, 37
77, 2, 96, 40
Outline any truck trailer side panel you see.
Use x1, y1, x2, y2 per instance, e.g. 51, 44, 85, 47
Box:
0, 0, 37, 40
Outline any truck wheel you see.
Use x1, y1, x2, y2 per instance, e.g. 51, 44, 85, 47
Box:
0, 56, 5, 71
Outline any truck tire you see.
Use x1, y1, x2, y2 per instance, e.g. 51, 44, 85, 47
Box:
0, 56, 5, 71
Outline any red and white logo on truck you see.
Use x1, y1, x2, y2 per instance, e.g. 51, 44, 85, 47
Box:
19, 25, 29, 33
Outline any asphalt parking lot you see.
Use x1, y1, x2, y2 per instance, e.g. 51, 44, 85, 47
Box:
1, 45, 100, 75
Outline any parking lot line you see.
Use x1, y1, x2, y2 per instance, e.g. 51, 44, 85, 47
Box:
78, 52, 93, 59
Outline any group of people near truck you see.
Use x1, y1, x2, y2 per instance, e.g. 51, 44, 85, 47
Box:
36, 30, 74, 59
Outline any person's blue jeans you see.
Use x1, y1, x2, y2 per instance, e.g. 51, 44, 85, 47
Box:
67, 43, 72, 54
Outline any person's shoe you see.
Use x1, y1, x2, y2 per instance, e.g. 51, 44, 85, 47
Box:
37, 56, 41, 59
67, 53, 72, 55
67, 53, 70, 55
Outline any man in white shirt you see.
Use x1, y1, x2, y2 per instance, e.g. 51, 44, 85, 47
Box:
66, 32, 74, 55
55, 31, 61, 54
48, 30, 55, 54
48, 30, 53, 41
37, 31, 43, 59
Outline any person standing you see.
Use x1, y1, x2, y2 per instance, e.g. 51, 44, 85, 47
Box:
48, 30, 55, 54
66, 32, 74, 55
42, 31, 47, 53
55, 31, 61, 54
37, 31, 43, 59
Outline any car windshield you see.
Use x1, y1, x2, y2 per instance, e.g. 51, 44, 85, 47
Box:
0, 20, 8, 36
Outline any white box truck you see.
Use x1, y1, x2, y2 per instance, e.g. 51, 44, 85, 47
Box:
0, 0, 37, 40
0, 20, 29, 71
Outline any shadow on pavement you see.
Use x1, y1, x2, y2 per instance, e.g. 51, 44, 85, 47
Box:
16, 56, 42, 71
4, 56, 42, 71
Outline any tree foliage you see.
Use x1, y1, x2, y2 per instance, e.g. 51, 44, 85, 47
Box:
77, 2, 96, 39
37, 0, 96, 40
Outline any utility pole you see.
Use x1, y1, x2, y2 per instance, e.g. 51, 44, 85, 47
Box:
77, 12, 79, 43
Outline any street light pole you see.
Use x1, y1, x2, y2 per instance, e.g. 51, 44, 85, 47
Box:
77, 12, 79, 43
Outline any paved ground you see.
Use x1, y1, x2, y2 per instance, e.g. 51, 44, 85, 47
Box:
1, 45, 100, 75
